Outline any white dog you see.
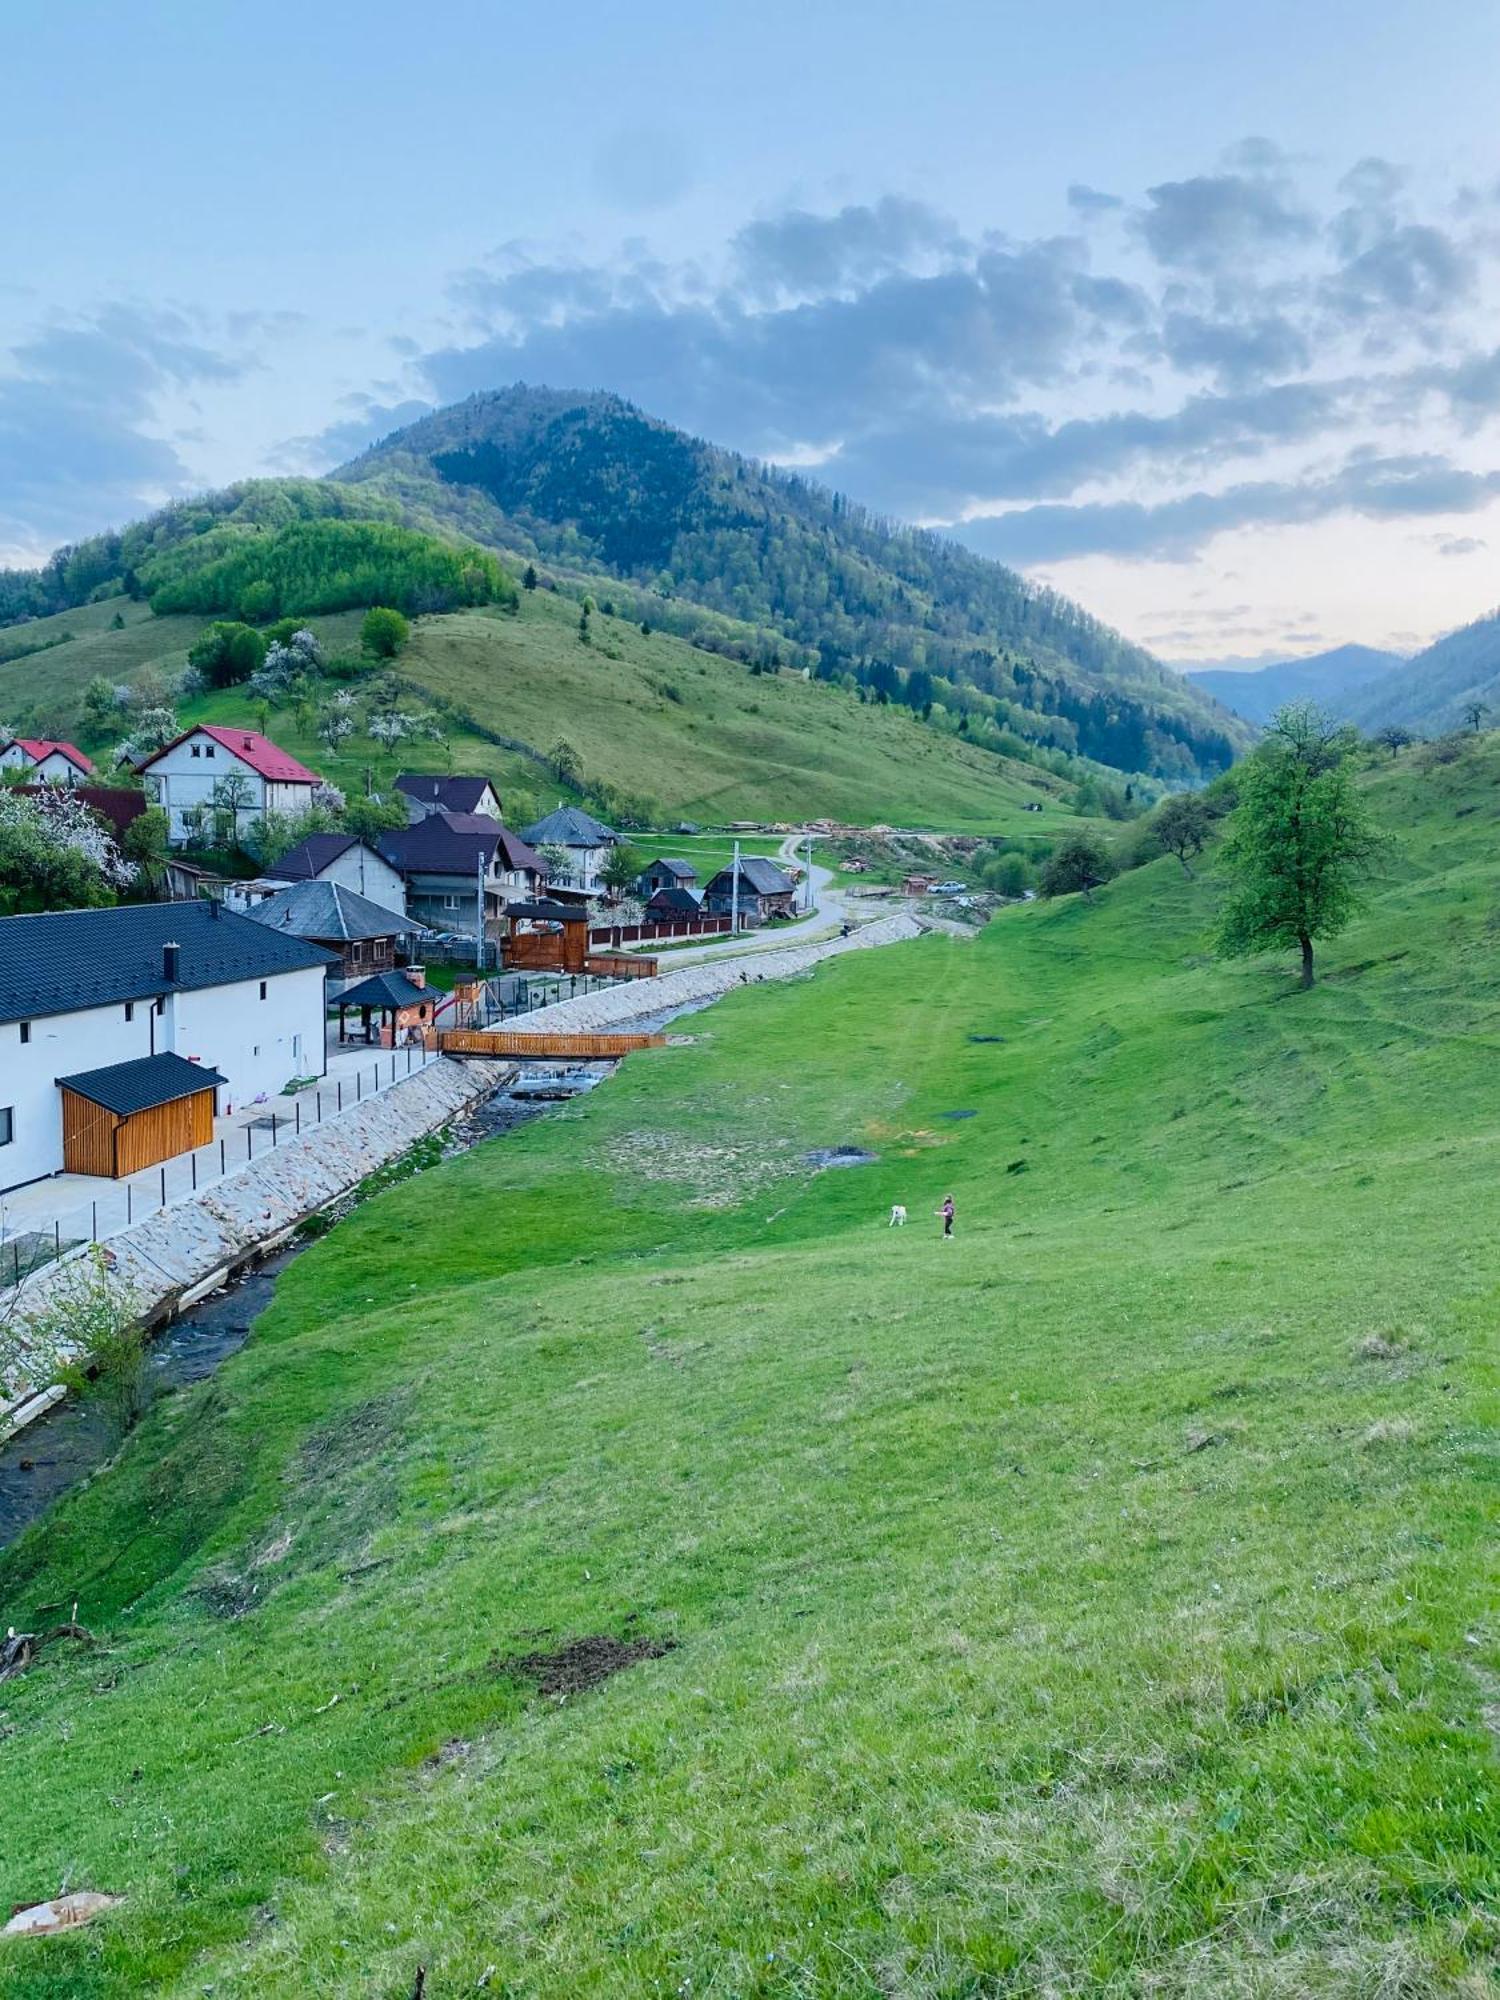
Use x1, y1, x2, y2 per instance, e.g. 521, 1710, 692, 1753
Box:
889, 1204, 907, 1227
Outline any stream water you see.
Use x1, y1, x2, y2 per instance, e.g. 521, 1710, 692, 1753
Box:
0, 1076, 569, 1550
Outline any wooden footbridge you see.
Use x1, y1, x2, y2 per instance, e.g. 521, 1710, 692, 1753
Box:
428, 1028, 666, 1060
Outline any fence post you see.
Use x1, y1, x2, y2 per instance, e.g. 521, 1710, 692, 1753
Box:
247, 1125, 253, 1161
54, 1219, 61, 1258
356, 1071, 361, 1102
160, 1166, 167, 1210
295, 1100, 301, 1135
191, 1150, 198, 1191
316, 1090, 322, 1122
391, 1053, 396, 1086
127, 1182, 133, 1226
11, 1242, 18, 1286
337, 1079, 343, 1111
271, 1113, 278, 1147
92, 1199, 97, 1242
220, 1138, 226, 1176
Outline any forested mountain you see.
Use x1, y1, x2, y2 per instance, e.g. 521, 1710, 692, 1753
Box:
1342, 612, 1500, 735
0, 387, 1250, 782
1188, 644, 1404, 726
335, 389, 1246, 780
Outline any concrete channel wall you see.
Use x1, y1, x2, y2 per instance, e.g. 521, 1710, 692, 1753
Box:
1, 1055, 511, 1437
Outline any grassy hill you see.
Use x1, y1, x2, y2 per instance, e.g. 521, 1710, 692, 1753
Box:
0, 592, 1074, 833
2, 737, 1496, 1995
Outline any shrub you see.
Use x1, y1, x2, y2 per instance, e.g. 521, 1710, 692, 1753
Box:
361, 606, 410, 658
188, 621, 267, 690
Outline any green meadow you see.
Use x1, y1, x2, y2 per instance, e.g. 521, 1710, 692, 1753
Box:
0, 591, 1059, 834
0, 740, 1496, 1996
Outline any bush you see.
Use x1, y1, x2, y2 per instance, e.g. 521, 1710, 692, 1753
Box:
188, 621, 268, 690
1039, 832, 1117, 902
361, 606, 410, 658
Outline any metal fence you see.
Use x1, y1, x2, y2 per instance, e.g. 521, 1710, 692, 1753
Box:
0, 1044, 446, 1291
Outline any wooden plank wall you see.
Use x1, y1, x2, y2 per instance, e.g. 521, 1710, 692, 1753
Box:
60, 1087, 118, 1178
114, 1090, 214, 1178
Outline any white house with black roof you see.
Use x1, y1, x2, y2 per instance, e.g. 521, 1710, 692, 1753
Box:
0, 902, 334, 1192
520, 805, 620, 895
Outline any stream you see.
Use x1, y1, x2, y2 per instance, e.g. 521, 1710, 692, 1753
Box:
0, 1073, 576, 1550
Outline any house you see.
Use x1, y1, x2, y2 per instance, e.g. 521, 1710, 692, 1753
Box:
520, 805, 619, 894
136, 725, 322, 846
246, 880, 429, 995
395, 772, 503, 824
258, 831, 407, 917
0, 738, 94, 786
644, 884, 702, 921
0, 901, 334, 1191
375, 813, 546, 936
636, 856, 698, 898
702, 856, 798, 926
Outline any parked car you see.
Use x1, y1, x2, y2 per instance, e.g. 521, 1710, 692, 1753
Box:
934, 880, 968, 894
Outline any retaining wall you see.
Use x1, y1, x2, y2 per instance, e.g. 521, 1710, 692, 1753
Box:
493, 910, 927, 1037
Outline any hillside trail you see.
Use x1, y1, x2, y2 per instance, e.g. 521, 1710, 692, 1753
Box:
636, 832, 863, 967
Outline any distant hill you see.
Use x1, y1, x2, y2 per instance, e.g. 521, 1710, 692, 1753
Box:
1342, 611, 1500, 735
1187, 644, 1405, 726
334, 388, 1246, 781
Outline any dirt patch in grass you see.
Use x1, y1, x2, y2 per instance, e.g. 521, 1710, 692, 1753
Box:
506, 1633, 676, 1697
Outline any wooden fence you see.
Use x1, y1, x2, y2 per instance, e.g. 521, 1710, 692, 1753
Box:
430, 1028, 667, 1059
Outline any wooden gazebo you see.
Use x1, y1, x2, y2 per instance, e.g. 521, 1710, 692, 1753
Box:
336, 969, 434, 1049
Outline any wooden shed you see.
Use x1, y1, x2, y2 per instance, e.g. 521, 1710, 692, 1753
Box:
57, 1053, 226, 1180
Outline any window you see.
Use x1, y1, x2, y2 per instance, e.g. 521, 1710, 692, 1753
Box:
191, 743, 201, 758
124, 1002, 134, 1022
259, 981, 268, 1000
205, 743, 215, 757
442, 894, 461, 911
252, 1044, 260, 1058
0, 1108, 11, 1146
18, 1021, 29, 1044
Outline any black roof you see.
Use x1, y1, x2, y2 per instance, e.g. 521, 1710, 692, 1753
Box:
506, 899, 589, 923
376, 812, 505, 877
0, 900, 337, 1026
646, 885, 702, 915
645, 856, 697, 880
248, 880, 423, 943
271, 831, 361, 879
395, 773, 498, 813
58, 1051, 227, 1116
337, 970, 430, 1012
705, 856, 795, 896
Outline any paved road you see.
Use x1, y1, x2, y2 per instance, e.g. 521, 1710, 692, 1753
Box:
638, 832, 873, 967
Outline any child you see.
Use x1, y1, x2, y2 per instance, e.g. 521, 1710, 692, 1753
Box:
937, 1195, 955, 1238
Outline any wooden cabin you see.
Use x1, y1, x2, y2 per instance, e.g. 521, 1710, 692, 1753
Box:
57, 1052, 226, 1179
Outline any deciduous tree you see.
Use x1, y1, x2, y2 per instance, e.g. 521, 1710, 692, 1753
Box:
1215, 703, 1377, 989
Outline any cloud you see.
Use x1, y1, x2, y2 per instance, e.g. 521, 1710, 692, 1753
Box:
270, 394, 434, 473
1066, 183, 1123, 217
1324, 223, 1475, 323
1161, 309, 1311, 389
960, 453, 1500, 564
0, 305, 248, 557
1137, 173, 1315, 269
1436, 534, 1485, 556
731, 197, 963, 301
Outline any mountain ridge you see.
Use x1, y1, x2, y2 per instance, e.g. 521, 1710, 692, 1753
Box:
1187, 643, 1406, 725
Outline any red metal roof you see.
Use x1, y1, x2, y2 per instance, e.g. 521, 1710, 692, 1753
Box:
10, 737, 93, 773
138, 724, 321, 785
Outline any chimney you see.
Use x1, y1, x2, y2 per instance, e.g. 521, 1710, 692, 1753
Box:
162, 940, 180, 983
406, 965, 426, 989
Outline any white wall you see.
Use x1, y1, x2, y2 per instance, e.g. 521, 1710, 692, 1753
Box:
144, 731, 317, 845
0, 746, 87, 786
318, 844, 407, 915
0, 963, 328, 1191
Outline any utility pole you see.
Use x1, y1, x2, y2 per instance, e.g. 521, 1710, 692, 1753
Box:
476, 847, 487, 973
804, 828, 814, 914
730, 838, 740, 933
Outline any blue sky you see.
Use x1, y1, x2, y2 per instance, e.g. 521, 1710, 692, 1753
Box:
6, 0, 1500, 665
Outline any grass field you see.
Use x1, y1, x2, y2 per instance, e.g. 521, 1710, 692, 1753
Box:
0, 592, 1065, 834
1, 741, 1497, 1996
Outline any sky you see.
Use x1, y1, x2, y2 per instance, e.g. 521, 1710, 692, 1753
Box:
5, 0, 1500, 668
